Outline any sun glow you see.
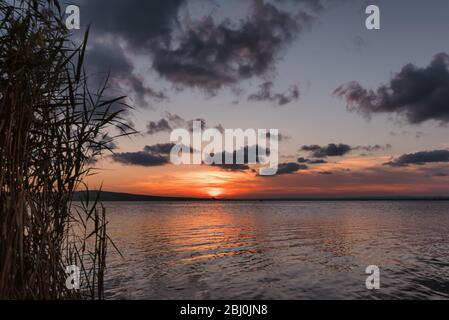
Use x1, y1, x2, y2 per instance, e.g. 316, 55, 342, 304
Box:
206, 188, 225, 198
119, 167, 258, 198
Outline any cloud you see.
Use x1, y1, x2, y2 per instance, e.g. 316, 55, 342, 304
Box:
111, 143, 180, 167
276, 163, 308, 175
147, 112, 223, 135
334, 53, 449, 124
111, 152, 169, 167
258, 161, 309, 176
207, 145, 270, 171
248, 81, 300, 106
79, 0, 185, 106
151, 0, 306, 93
147, 119, 172, 135
300, 143, 392, 158
297, 157, 327, 164
143, 143, 177, 155
290, 0, 328, 11
81, 0, 185, 47
354, 144, 392, 152
212, 164, 251, 171
86, 39, 166, 108
384, 150, 449, 167
80, 0, 347, 100
301, 143, 352, 158
275, 0, 344, 13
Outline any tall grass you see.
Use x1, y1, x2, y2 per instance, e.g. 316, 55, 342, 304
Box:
0, 0, 133, 299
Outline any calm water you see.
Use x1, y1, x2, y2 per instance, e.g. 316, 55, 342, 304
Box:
102, 201, 449, 300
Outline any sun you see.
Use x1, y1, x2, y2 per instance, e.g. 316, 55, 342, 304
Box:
206, 188, 225, 198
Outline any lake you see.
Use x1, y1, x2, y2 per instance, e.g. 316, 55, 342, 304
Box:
102, 201, 449, 300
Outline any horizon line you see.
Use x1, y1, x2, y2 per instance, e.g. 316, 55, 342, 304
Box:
74, 191, 449, 202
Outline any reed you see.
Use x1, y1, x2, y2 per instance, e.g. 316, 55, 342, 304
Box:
0, 0, 133, 299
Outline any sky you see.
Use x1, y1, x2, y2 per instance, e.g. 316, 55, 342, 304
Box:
72, 0, 449, 198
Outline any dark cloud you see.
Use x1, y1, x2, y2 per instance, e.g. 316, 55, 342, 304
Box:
212, 164, 251, 171
79, 0, 345, 99
166, 112, 187, 127
79, 0, 184, 106
384, 150, 449, 167
301, 145, 321, 152
81, 0, 185, 47
257, 162, 309, 176
276, 163, 308, 175
207, 145, 270, 171
334, 53, 449, 124
111, 143, 181, 167
275, 0, 342, 13
147, 113, 223, 135
144, 143, 177, 155
151, 0, 307, 92
297, 157, 327, 164
354, 144, 392, 152
86, 40, 166, 108
111, 152, 169, 167
309, 159, 328, 164
301, 143, 352, 158
301, 143, 391, 158
292, 0, 328, 11
147, 119, 172, 135
248, 81, 300, 106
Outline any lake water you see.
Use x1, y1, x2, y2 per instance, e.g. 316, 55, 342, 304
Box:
102, 201, 449, 300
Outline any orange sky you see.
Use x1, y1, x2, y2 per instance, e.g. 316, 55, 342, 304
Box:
73, 0, 449, 200
85, 155, 449, 199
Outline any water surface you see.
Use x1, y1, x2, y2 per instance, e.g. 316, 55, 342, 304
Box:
103, 201, 449, 300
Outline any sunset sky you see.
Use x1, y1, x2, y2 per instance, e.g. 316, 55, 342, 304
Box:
76, 0, 449, 198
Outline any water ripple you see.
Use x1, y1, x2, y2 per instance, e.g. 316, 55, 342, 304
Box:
103, 201, 449, 300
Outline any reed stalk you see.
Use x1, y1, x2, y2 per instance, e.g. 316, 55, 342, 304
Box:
0, 0, 133, 299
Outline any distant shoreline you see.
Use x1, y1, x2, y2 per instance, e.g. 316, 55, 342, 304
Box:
73, 191, 449, 202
